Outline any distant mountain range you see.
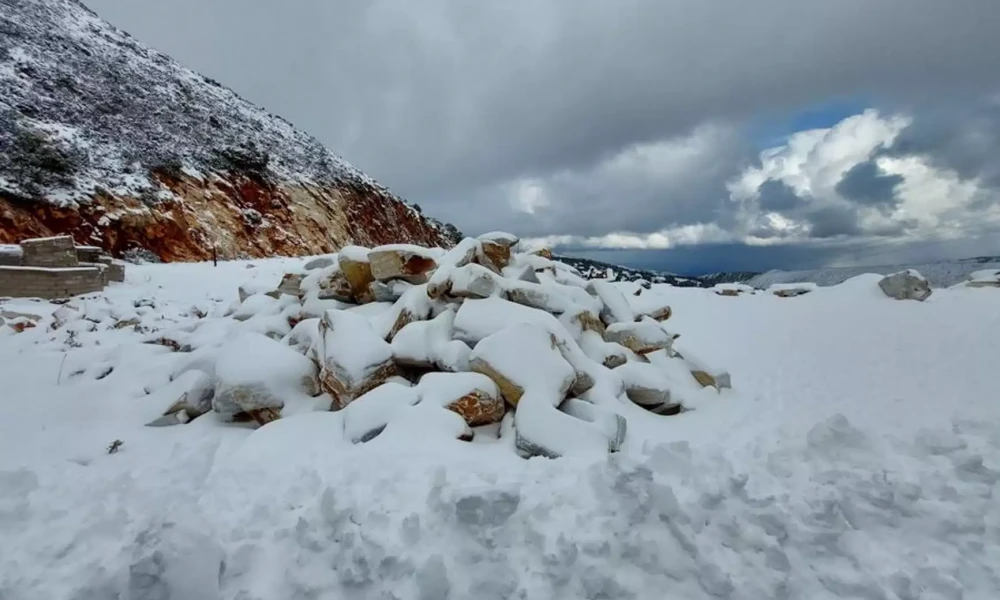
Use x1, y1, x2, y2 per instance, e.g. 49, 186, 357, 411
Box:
554, 253, 1000, 289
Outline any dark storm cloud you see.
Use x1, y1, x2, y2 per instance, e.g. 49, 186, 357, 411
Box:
84, 0, 1000, 231
757, 179, 805, 212
882, 101, 1000, 192
808, 206, 861, 239
835, 160, 904, 207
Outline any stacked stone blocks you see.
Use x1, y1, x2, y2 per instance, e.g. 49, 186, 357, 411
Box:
0, 236, 126, 299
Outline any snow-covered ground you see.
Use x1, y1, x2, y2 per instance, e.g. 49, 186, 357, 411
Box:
749, 257, 1000, 289
2, 257, 998, 599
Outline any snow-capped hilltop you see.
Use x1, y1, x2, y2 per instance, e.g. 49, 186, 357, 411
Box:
552, 254, 703, 287
0, 0, 460, 260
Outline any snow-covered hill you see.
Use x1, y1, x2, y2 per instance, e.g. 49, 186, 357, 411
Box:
748, 256, 1000, 289
0, 0, 459, 259
553, 254, 702, 287
2, 237, 998, 599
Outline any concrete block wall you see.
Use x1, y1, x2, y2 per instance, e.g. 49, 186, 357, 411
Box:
0, 266, 106, 299
0, 236, 127, 299
20, 236, 80, 268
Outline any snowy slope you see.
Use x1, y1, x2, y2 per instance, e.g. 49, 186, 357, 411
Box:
0, 0, 460, 259
553, 254, 702, 287
1, 261, 999, 599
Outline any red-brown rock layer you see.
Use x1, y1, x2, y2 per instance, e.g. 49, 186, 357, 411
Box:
0, 173, 453, 262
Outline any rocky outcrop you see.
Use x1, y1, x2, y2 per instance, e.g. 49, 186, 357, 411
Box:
878, 270, 932, 301
0, 0, 459, 261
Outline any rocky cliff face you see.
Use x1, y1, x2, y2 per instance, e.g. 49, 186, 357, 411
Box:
0, 0, 460, 261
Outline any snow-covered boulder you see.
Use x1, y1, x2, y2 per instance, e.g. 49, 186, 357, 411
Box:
603, 320, 674, 355
418, 372, 506, 427
212, 332, 319, 425
439, 264, 503, 299
476, 231, 519, 272
276, 272, 304, 297
338, 246, 376, 304
469, 324, 574, 407
965, 269, 1000, 288
879, 270, 932, 301
468, 323, 617, 458
316, 309, 397, 410
343, 382, 420, 443
392, 309, 471, 372
590, 280, 635, 325
368, 244, 439, 284
303, 256, 335, 271
770, 283, 816, 298
157, 370, 215, 423
615, 362, 678, 415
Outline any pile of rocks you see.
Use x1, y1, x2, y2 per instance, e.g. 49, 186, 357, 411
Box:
156, 232, 732, 459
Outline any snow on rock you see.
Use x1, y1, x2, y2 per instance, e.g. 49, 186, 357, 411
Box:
337, 247, 376, 304
316, 309, 397, 409
604, 320, 675, 355
392, 309, 471, 372
469, 323, 574, 407
590, 280, 635, 325
368, 245, 439, 284
476, 231, 520, 246
343, 382, 420, 443
964, 269, 1000, 288
879, 269, 933, 301
417, 372, 506, 427
303, 256, 336, 271
616, 361, 679, 415
213, 331, 318, 424
453, 296, 564, 345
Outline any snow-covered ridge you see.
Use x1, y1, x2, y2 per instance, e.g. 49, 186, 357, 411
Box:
0, 0, 460, 259
0, 0, 383, 203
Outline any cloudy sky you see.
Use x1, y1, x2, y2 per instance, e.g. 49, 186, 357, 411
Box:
86, 0, 1000, 274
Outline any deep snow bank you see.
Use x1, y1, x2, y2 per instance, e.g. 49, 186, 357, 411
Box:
1, 254, 998, 599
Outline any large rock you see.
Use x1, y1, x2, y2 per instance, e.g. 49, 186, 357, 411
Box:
419, 372, 506, 426
392, 309, 471, 372
343, 382, 420, 443
338, 247, 376, 304
158, 370, 215, 423
615, 362, 680, 415
442, 264, 503, 299
316, 309, 397, 410
589, 281, 635, 325
212, 332, 318, 425
276, 273, 305, 297
878, 270, 932, 301
477, 241, 512, 273
557, 399, 627, 452
314, 268, 355, 302
603, 320, 674, 355
964, 269, 1000, 288
304, 256, 335, 271
426, 238, 481, 298
468, 324, 574, 406
368, 245, 438, 284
